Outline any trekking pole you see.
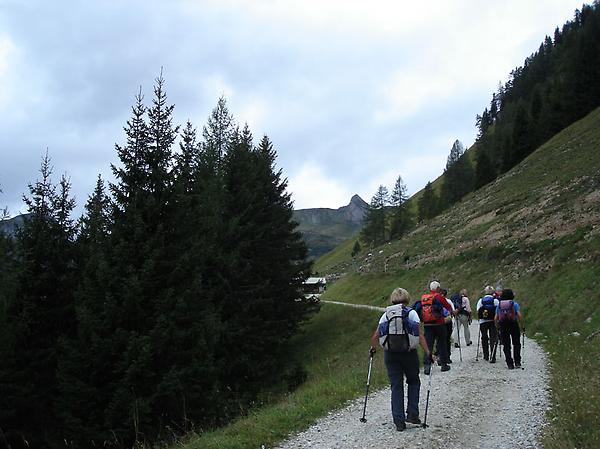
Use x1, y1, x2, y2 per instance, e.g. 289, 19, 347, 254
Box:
422, 357, 434, 429
475, 323, 481, 361
455, 317, 462, 362
359, 352, 374, 423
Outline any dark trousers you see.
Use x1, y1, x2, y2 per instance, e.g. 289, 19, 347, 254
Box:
480, 321, 498, 360
384, 350, 421, 425
500, 322, 521, 366
424, 324, 448, 365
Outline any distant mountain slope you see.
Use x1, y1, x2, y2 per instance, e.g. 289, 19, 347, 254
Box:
293, 194, 368, 260
0, 214, 29, 237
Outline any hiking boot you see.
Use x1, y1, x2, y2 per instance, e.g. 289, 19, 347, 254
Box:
396, 422, 406, 432
515, 362, 522, 368
483, 355, 489, 361
454, 343, 460, 348
441, 364, 451, 372
467, 341, 473, 346
507, 364, 515, 370
447, 358, 453, 364
490, 357, 496, 364
406, 415, 422, 425
424, 364, 431, 375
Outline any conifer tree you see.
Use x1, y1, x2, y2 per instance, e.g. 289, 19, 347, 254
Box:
389, 175, 412, 239
361, 185, 389, 245
418, 181, 439, 222
0, 154, 77, 447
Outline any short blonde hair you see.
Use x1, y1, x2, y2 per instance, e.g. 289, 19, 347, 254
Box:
483, 285, 494, 295
390, 287, 411, 305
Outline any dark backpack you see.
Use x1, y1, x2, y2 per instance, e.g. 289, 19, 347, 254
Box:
497, 300, 517, 322
450, 293, 462, 311
478, 296, 496, 320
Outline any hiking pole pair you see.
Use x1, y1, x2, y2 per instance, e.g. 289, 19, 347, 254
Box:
475, 323, 481, 361
455, 317, 463, 362
360, 351, 375, 423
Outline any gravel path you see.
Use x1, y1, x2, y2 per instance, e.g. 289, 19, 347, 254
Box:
277, 322, 549, 449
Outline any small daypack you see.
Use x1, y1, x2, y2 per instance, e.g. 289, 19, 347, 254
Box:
379, 305, 419, 352
497, 300, 516, 322
478, 296, 496, 320
450, 293, 462, 310
421, 294, 444, 324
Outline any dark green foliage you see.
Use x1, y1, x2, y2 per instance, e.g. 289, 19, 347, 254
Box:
0, 81, 316, 448
361, 185, 389, 245
351, 240, 361, 257
476, 3, 600, 178
440, 140, 475, 208
417, 181, 439, 222
389, 175, 412, 239
0, 154, 77, 448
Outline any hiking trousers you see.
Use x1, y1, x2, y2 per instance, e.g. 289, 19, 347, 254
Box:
455, 314, 471, 345
479, 321, 497, 360
499, 322, 521, 366
384, 349, 420, 425
424, 324, 449, 365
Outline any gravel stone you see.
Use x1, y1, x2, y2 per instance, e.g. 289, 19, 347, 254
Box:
276, 323, 549, 449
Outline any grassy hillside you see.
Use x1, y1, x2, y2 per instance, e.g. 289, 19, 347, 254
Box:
315, 106, 600, 449
178, 107, 600, 449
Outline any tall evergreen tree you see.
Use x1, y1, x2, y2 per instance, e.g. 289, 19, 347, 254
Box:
441, 140, 475, 207
361, 185, 389, 245
389, 175, 412, 239
418, 181, 439, 222
0, 154, 77, 447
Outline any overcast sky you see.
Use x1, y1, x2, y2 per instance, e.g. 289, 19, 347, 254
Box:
0, 0, 585, 216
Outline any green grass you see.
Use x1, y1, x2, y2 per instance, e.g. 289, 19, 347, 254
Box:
180, 305, 389, 449
173, 107, 600, 449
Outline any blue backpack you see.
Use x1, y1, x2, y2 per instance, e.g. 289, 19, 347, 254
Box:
478, 296, 496, 320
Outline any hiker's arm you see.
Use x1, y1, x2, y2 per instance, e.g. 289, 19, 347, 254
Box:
370, 328, 379, 353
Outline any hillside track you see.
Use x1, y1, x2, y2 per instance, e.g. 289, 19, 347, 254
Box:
277, 322, 549, 449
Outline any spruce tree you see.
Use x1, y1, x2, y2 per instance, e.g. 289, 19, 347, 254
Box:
0, 154, 77, 447
418, 181, 439, 222
389, 175, 412, 239
361, 185, 389, 245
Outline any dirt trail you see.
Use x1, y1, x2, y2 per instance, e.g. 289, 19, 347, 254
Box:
277, 321, 549, 449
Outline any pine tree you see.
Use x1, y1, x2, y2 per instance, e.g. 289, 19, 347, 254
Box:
440, 140, 475, 208
389, 175, 412, 239
474, 148, 495, 189
418, 181, 439, 222
351, 240, 361, 258
0, 153, 77, 447
361, 185, 389, 245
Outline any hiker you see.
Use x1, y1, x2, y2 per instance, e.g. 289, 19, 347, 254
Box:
454, 289, 472, 347
369, 287, 432, 431
414, 281, 453, 373
476, 285, 499, 363
494, 288, 524, 369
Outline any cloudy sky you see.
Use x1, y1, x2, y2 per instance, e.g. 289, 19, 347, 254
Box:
0, 0, 585, 216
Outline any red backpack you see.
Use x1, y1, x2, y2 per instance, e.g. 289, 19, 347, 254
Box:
421, 294, 444, 324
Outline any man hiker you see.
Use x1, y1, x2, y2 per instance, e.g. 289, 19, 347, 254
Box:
494, 288, 524, 369
476, 285, 499, 363
414, 281, 453, 374
454, 289, 472, 347
370, 287, 432, 431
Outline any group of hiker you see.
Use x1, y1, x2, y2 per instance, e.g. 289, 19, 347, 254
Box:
368, 281, 525, 431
